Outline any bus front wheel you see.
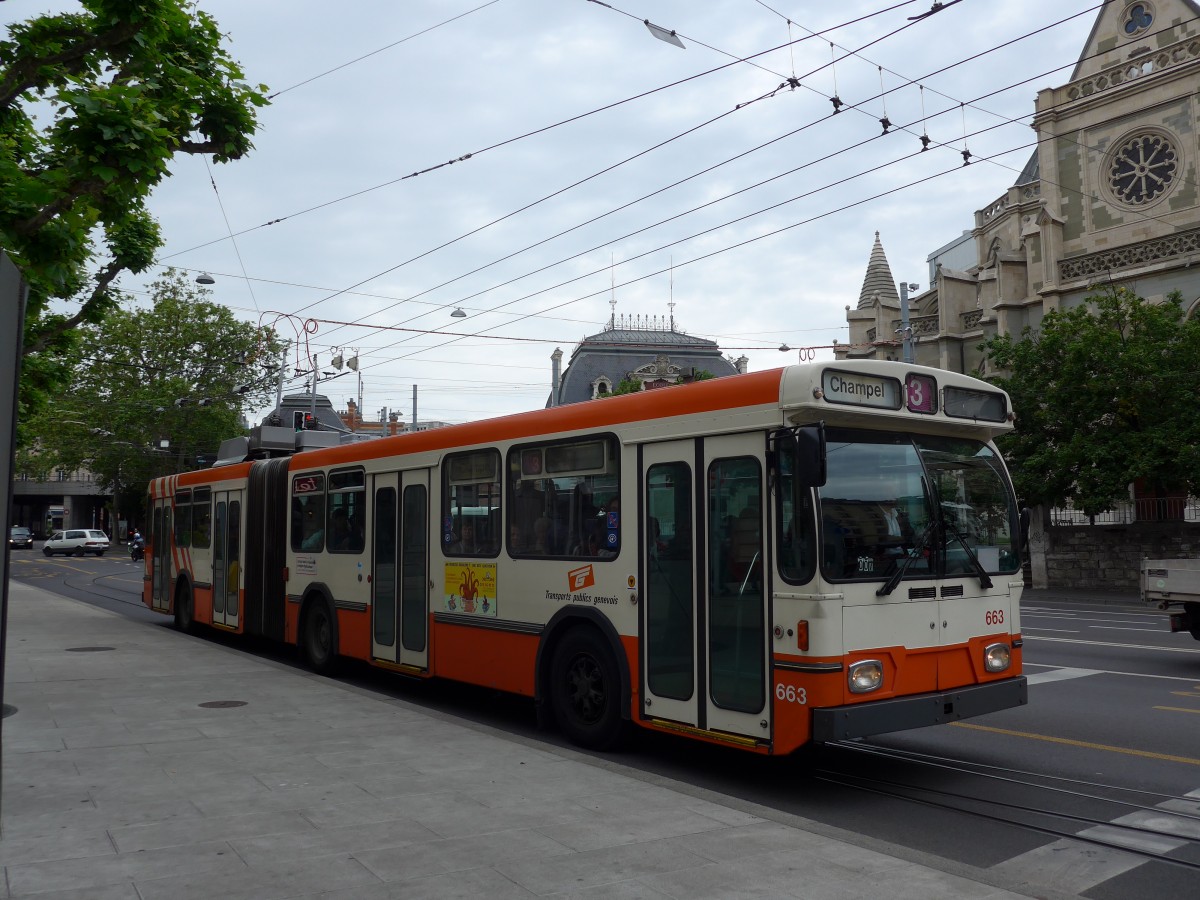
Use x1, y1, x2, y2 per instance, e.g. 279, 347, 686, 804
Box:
550, 628, 623, 751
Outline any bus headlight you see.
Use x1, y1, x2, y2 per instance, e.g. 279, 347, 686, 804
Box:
984, 643, 1011, 672
848, 660, 883, 693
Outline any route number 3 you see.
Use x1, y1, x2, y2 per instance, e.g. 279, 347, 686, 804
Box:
776, 683, 807, 705
985, 609, 1005, 626
906, 374, 936, 414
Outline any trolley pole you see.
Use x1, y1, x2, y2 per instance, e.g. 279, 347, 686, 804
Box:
275, 339, 289, 412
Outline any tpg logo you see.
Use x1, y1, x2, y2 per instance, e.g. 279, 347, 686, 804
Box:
568, 564, 595, 592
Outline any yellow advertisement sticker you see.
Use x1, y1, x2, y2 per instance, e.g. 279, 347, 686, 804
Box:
443, 562, 497, 616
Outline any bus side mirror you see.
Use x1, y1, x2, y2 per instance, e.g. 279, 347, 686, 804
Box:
794, 423, 826, 489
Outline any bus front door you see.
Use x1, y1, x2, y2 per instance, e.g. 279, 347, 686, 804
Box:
371, 470, 429, 670
641, 436, 769, 744
150, 498, 171, 613
211, 490, 241, 629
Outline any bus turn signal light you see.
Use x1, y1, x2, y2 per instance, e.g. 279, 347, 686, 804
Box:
796, 620, 809, 651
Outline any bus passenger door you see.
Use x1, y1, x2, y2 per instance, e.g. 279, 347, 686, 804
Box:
371, 473, 400, 663
211, 490, 241, 629
372, 470, 429, 670
703, 435, 769, 742
150, 499, 171, 613
398, 470, 430, 670
641, 441, 699, 729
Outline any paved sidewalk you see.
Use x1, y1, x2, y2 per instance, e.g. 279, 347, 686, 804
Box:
1, 581, 1053, 900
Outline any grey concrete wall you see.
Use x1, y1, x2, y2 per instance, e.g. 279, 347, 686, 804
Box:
1044, 523, 1200, 590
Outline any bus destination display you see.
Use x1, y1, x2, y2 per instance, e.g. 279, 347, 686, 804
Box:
821, 370, 901, 409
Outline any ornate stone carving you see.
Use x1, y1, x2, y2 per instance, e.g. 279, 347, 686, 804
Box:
1061, 35, 1200, 103
1058, 226, 1200, 281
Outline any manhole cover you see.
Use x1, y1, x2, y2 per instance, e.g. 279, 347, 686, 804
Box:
2, 704, 17, 718
65, 646, 115, 652
198, 700, 248, 709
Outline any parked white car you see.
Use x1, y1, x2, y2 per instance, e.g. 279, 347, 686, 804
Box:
43, 529, 110, 557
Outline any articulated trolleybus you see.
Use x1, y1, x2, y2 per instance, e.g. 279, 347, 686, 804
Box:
144, 360, 1027, 754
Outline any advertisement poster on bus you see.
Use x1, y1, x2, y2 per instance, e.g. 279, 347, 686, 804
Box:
443, 562, 497, 616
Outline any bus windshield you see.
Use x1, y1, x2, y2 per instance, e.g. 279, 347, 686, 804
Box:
817, 427, 1018, 584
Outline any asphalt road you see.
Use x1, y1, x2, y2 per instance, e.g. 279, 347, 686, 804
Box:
8, 550, 1200, 899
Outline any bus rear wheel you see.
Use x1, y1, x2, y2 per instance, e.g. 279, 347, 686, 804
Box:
174, 584, 195, 633
550, 628, 623, 751
303, 600, 339, 675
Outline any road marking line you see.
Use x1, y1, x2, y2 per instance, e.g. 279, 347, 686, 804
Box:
1026, 667, 1097, 685
988, 838, 1144, 894
1092, 626, 1173, 633
1154, 706, 1200, 715
951, 723, 1200, 766
1169, 690, 1200, 698
1077, 823, 1189, 854
1022, 627, 1080, 633
1024, 635, 1200, 654
1109, 809, 1200, 841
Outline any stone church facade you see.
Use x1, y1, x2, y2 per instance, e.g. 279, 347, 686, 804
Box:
840, 0, 1200, 375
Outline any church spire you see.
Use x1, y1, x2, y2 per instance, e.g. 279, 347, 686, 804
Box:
858, 231, 901, 309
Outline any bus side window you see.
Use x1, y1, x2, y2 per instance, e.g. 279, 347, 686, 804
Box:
506, 436, 620, 559
291, 473, 326, 552
442, 450, 501, 557
191, 488, 212, 549
174, 491, 192, 548
328, 468, 365, 554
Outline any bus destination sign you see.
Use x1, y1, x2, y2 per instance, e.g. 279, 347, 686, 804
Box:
821, 370, 901, 409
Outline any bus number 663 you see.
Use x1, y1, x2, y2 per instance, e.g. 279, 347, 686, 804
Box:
985, 609, 1005, 625
776, 683, 807, 705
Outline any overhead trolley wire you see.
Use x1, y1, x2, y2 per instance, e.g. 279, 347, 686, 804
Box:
277, 1, 1109, 348
157, 0, 924, 266
324, 7, 1135, 355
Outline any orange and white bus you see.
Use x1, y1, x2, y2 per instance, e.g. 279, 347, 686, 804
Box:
143, 360, 1027, 754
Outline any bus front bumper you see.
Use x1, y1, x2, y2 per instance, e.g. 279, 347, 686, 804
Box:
811, 677, 1028, 743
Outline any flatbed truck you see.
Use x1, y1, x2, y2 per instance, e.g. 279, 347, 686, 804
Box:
1142, 558, 1200, 639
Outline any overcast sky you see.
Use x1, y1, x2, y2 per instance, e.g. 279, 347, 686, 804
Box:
8, 0, 1099, 425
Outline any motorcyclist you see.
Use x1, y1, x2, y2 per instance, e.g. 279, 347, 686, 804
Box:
130, 529, 145, 561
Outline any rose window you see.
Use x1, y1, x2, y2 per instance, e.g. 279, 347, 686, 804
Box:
1123, 3, 1153, 36
1109, 133, 1177, 205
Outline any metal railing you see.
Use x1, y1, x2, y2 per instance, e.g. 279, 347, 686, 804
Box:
1050, 497, 1200, 525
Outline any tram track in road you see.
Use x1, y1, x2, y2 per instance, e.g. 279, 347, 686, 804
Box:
818, 739, 1200, 876
61, 566, 148, 610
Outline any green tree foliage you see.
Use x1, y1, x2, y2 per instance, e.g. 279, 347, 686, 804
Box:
981, 287, 1200, 515
18, 270, 282, 521
2, 0, 268, 434
603, 370, 715, 397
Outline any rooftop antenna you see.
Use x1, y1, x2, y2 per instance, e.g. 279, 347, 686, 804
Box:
669, 256, 675, 331
609, 253, 617, 328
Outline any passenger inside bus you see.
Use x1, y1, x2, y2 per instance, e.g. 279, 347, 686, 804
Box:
328, 508, 353, 551
450, 521, 481, 555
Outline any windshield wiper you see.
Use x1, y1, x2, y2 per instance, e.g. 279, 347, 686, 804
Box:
877, 521, 936, 597
942, 521, 993, 589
